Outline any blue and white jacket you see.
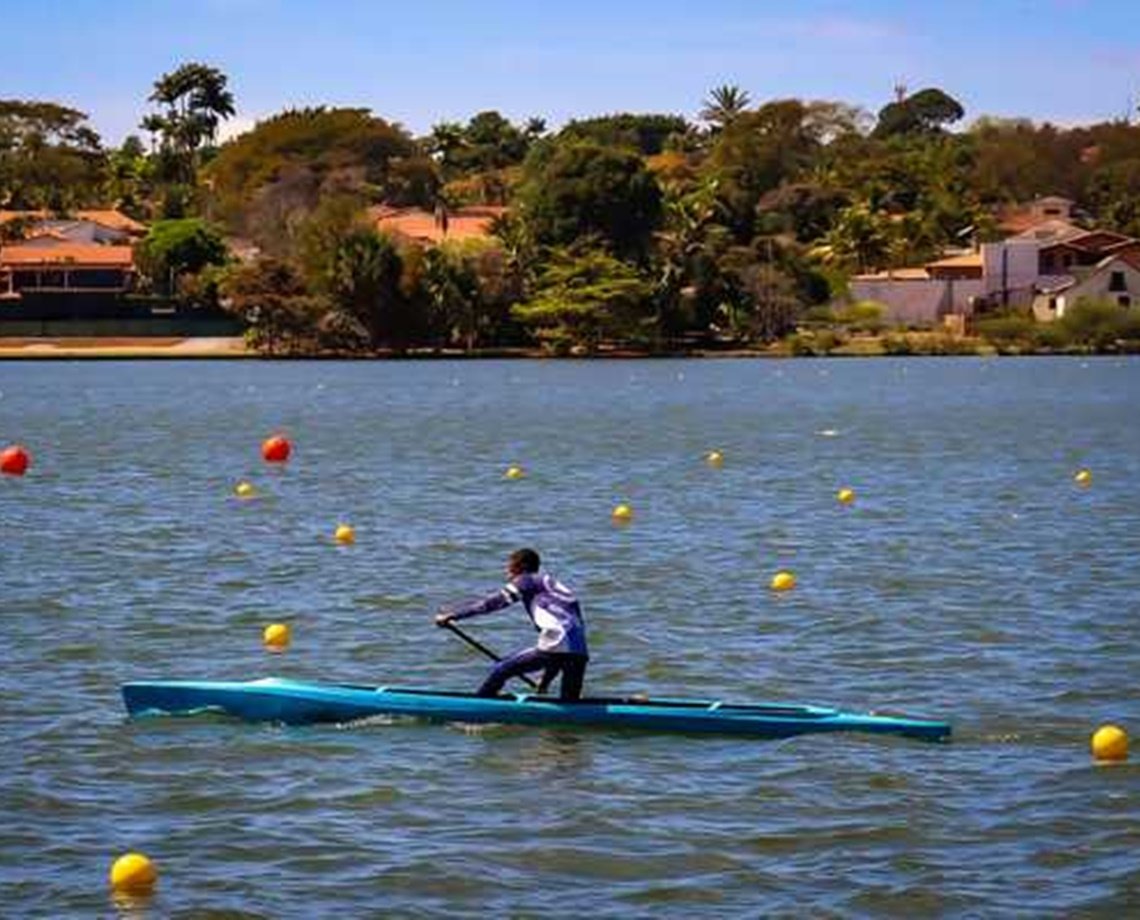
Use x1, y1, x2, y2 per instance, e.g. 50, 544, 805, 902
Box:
450, 572, 588, 656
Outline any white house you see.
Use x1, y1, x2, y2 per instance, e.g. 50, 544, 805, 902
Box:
1032, 255, 1140, 320
848, 200, 1140, 326
849, 239, 1042, 325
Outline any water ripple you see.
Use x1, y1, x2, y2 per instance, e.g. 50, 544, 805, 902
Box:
1, 357, 1139, 916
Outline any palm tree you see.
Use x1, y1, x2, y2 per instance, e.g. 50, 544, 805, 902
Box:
523, 117, 547, 143
142, 62, 235, 180
700, 84, 752, 131
189, 69, 236, 146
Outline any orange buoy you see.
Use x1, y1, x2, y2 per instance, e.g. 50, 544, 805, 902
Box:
261, 435, 291, 464
1, 444, 30, 476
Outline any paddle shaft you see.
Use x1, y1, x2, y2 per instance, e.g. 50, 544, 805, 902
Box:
443, 620, 539, 690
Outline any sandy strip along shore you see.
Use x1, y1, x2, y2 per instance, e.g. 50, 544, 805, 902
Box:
0, 337, 250, 358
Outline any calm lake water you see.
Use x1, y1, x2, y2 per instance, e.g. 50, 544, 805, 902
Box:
2, 357, 1138, 917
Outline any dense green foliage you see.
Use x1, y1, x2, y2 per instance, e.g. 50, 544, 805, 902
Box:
0, 100, 105, 208
517, 142, 664, 260
142, 62, 235, 193
7, 64, 1140, 355
559, 114, 691, 156
205, 107, 425, 250
514, 245, 655, 351
135, 218, 229, 294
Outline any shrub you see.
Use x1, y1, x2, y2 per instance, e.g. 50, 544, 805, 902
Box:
799, 304, 837, 326
882, 333, 913, 355
975, 312, 1037, 353
1060, 297, 1131, 351
835, 300, 886, 333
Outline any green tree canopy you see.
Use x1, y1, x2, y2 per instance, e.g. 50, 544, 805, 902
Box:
206, 107, 423, 241
518, 141, 664, 259
220, 257, 326, 355
0, 100, 106, 209
874, 88, 965, 138
142, 62, 235, 186
558, 113, 691, 156
429, 110, 531, 174
514, 245, 654, 350
292, 196, 413, 347
702, 100, 823, 238
135, 218, 229, 294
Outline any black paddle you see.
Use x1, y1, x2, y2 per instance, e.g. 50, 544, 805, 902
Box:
439, 618, 540, 690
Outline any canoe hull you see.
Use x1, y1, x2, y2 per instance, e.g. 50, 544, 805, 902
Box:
122, 678, 951, 742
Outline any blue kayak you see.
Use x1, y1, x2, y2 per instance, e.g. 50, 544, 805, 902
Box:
121, 678, 951, 742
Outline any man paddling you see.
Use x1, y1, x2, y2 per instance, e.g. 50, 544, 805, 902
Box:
436, 548, 589, 700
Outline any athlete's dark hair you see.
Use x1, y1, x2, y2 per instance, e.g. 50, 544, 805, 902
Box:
508, 547, 541, 574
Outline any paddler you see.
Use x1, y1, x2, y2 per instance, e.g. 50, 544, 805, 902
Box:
436, 548, 589, 700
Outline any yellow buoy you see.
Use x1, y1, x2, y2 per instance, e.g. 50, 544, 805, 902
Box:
1091, 724, 1128, 762
234, 481, 256, 499
837, 487, 855, 505
705, 450, 724, 468
1074, 469, 1092, 487
263, 622, 291, 652
770, 571, 796, 592
334, 523, 355, 545
504, 465, 525, 480
612, 503, 634, 524
109, 853, 157, 894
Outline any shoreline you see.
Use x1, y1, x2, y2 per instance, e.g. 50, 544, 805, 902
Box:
0, 336, 1129, 360
0, 336, 775, 360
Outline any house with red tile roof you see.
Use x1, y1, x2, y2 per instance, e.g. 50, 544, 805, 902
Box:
0, 208, 145, 304
0, 209, 146, 244
370, 205, 507, 246
1, 242, 136, 299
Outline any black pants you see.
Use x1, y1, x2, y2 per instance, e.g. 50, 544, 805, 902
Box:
477, 648, 588, 700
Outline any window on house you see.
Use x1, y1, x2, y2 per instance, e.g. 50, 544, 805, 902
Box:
1049, 297, 1058, 311
1109, 271, 1126, 292
1119, 295, 1132, 308
1044, 208, 1061, 216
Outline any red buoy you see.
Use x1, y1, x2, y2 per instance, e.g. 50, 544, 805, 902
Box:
261, 435, 291, 464
1, 444, 30, 476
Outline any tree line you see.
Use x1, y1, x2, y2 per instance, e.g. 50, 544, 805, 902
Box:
3, 65, 1140, 354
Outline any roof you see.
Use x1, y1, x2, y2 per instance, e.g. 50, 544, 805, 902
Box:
0, 210, 50, 224
1010, 219, 1088, 244
1036, 275, 1076, 294
1066, 229, 1135, 252
1093, 253, 1140, 272
1104, 238, 1140, 255
25, 229, 71, 243
1116, 249, 1140, 271
0, 243, 135, 268
852, 268, 930, 281
0, 209, 146, 234
997, 196, 1076, 234
926, 253, 983, 270
370, 205, 507, 245
75, 210, 147, 233
1040, 253, 1140, 293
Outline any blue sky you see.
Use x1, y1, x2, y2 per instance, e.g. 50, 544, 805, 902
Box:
6, 0, 1139, 143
